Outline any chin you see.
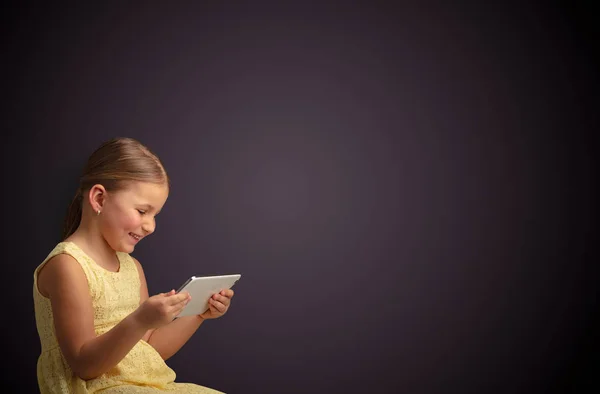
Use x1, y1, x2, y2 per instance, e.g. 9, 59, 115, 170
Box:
107, 238, 135, 253
122, 242, 136, 253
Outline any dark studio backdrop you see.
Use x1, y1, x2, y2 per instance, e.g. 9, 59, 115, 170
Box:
1, 2, 598, 393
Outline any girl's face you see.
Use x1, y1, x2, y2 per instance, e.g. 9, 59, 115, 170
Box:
99, 181, 169, 253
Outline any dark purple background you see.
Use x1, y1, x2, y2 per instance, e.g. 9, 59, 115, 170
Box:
2, 2, 597, 393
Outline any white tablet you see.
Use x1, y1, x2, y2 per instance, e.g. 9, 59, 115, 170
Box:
175, 274, 241, 318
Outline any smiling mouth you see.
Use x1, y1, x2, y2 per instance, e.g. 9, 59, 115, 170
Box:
129, 232, 142, 241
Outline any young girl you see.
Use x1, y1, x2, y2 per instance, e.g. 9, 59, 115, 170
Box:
33, 137, 234, 393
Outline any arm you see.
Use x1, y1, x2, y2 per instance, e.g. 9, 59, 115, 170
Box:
148, 314, 205, 360
38, 254, 148, 380
132, 257, 205, 360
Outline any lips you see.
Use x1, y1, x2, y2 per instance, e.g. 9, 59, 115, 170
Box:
129, 232, 142, 242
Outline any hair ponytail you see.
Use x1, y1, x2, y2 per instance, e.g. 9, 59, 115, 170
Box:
62, 188, 83, 240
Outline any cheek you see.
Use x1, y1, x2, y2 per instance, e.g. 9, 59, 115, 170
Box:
108, 211, 140, 232
121, 213, 142, 230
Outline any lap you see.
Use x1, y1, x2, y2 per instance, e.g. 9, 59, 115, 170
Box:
97, 383, 224, 394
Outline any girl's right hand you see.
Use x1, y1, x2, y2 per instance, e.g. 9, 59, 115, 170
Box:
133, 290, 191, 329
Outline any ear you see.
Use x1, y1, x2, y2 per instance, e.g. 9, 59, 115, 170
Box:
87, 184, 107, 213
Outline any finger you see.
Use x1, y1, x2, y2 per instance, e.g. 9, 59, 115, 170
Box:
209, 298, 227, 313
220, 289, 234, 298
166, 292, 190, 305
172, 297, 191, 314
213, 294, 230, 306
172, 306, 185, 318
175, 299, 190, 312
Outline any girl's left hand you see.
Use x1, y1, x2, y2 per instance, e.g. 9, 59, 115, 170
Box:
200, 289, 234, 320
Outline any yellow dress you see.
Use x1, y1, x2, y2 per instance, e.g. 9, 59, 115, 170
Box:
33, 241, 224, 394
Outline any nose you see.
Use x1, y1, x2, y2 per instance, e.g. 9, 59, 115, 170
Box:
142, 217, 156, 235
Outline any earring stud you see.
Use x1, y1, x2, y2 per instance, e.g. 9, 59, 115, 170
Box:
97, 209, 101, 215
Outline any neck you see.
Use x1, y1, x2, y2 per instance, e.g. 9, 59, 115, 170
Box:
66, 213, 119, 270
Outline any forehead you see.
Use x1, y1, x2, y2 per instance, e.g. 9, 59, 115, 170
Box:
114, 181, 169, 205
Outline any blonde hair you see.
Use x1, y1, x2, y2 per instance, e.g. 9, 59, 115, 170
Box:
62, 137, 169, 240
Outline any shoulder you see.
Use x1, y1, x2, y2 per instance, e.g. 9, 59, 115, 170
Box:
118, 251, 143, 273
129, 256, 150, 296
130, 255, 143, 272
37, 253, 87, 297
129, 255, 147, 280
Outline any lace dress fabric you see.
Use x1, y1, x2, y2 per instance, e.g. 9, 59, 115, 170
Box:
33, 242, 223, 394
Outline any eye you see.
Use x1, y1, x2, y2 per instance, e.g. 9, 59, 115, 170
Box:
137, 209, 146, 215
